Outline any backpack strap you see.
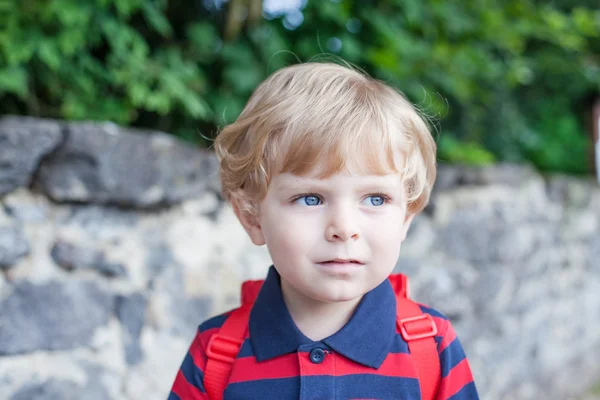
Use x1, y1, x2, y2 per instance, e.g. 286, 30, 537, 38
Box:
205, 276, 440, 400
391, 274, 441, 400
204, 280, 263, 400
203, 304, 250, 400
240, 279, 263, 306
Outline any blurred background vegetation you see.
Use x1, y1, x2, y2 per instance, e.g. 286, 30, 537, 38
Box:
1, 0, 599, 174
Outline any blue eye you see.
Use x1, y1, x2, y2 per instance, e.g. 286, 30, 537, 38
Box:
363, 195, 385, 206
294, 195, 322, 206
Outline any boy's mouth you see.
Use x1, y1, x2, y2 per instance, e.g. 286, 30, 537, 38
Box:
318, 258, 364, 265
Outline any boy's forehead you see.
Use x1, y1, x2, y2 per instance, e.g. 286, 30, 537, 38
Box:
271, 169, 405, 188
275, 148, 406, 179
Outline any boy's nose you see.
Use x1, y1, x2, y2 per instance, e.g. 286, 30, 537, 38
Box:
325, 208, 360, 242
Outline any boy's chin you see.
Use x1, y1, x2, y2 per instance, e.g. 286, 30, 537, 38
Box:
303, 282, 372, 304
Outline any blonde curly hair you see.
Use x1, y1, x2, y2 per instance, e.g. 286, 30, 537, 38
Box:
214, 62, 437, 216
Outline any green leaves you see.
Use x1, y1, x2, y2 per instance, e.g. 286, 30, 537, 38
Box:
0, 0, 597, 174
0, 67, 28, 98
438, 136, 496, 166
38, 40, 61, 71
142, 2, 173, 37
0, 0, 213, 126
187, 22, 220, 62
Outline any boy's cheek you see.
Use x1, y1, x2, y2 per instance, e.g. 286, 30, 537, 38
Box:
367, 213, 407, 233
263, 220, 320, 254
266, 210, 318, 230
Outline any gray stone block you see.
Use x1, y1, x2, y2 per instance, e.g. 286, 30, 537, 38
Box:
36, 121, 219, 207
434, 163, 538, 192
50, 240, 127, 278
0, 116, 63, 196
116, 293, 147, 365
0, 280, 114, 355
9, 379, 82, 400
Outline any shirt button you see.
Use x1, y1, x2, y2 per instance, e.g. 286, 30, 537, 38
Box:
309, 348, 326, 364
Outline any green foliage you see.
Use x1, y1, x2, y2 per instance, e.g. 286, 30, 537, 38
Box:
1, 0, 599, 174
0, 0, 211, 125
437, 136, 496, 166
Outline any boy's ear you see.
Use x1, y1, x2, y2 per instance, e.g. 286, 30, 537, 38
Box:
230, 193, 266, 246
400, 213, 416, 242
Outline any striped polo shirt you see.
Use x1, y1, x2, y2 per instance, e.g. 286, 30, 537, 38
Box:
169, 266, 478, 399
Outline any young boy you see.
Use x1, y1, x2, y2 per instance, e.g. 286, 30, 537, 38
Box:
169, 62, 478, 399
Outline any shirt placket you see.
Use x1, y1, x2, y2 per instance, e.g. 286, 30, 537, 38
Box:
298, 343, 335, 400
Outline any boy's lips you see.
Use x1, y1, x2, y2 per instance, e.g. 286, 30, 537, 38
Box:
318, 258, 364, 265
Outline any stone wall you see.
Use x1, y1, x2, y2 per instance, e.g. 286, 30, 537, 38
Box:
0, 116, 599, 400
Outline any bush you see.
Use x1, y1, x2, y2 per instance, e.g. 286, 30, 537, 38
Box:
1, 0, 598, 174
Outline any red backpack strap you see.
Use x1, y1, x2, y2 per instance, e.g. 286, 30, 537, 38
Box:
204, 280, 264, 400
389, 274, 441, 400
240, 279, 264, 306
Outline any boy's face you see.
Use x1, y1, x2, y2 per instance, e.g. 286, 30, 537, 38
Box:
235, 168, 414, 305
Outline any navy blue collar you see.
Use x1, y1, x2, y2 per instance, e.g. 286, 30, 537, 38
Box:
249, 266, 397, 368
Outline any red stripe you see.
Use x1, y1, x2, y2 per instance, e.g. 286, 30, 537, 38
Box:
434, 317, 456, 353
229, 354, 300, 383
305, 352, 418, 378
377, 352, 418, 378
438, 358, 474, 399
228, 352, 418, 383
171, 370, 208, 399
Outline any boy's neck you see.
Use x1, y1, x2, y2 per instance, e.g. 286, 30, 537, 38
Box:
280, 279, 363, 342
